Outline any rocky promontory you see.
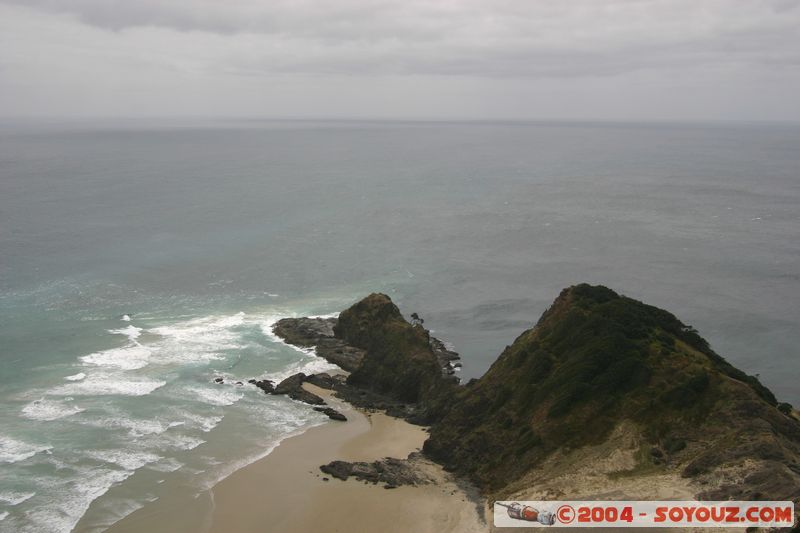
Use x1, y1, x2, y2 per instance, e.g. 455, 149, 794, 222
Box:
273, 286, 800, 520
273, 317, 366, 372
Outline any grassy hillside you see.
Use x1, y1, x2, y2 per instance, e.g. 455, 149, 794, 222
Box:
324, 286, 799, 501
422, 284, 798, 495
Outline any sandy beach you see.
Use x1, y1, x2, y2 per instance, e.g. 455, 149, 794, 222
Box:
105, 384, 486, 533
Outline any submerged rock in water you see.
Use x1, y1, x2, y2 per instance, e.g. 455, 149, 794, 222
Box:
250, 379, 274, 394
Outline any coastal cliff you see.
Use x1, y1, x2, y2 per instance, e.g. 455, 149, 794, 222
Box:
274, 285, 800, 508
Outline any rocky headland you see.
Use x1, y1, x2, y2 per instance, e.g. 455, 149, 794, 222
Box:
271, 285, 800, 527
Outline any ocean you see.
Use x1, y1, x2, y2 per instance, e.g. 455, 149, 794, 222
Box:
1, 119, 798, 532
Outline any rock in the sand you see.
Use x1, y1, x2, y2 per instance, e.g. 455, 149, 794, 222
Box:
313, 406, 347, 421
320, 460, 353, 481
351, 463, 381, 482
319, 457, 432, 487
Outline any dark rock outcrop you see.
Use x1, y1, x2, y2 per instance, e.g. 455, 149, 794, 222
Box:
273, 373, 306, 395
249, 379, 274, 394
273, 317, 366, 372
272, 296, 462, 423
305, 373, 337, 390
320, 454, 433, 487
334, 293, 457, 408
430, 336, 461, 379
270, 373, 325, 405
314, 406, 347, 421
288, 387, 325, 405
273, 304, 461, 387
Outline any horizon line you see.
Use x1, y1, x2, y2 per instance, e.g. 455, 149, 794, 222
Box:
2, 115, 800, 128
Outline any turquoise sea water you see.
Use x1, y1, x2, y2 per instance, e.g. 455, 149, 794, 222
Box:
1, 119, 799, 531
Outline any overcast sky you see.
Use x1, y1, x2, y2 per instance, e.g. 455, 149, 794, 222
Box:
0, 0, 798, 121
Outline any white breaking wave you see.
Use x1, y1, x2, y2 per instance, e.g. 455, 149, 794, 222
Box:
145, 432, 205, 452
0, 511, 8, 522
80, 344, 151, 370
0, 491, 35, 506
85, 450, 162, 472
184, 385, 242, 407
109, 325, 142, 342
0, 436, 52, 464
79, 414, 181, 437
145, 312, 246, 366
50, 373, 166, 397
146, 457, 183, 473
307, 312, 339, 320
21, 467, 134, 533
80, 325, 148, 370
74, 312, 249, 374
3, 306, 345, 532
176, 411, 223, 433
21, 398, 84, 421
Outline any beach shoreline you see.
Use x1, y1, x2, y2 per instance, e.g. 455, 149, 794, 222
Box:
104, 384, 486, 533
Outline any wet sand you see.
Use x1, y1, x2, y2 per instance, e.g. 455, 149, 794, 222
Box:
106, 385, 486, 533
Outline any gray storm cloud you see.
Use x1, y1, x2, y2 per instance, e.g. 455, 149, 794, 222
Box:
0, 0, 798, 120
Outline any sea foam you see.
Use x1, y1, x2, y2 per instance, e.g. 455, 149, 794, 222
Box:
85, 450, 162, 472
22, 467, 134, 533
80, 414, 180, 437
80, 344, 151, 370
184, 385, 242, 407
3, 306, 343, 532
21, 398, 84, 421
0, 491, 35, 506
0, 436, 51, 464
50, 372, 166, 397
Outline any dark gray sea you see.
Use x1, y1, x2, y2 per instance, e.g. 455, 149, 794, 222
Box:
1, 119, 798, 531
